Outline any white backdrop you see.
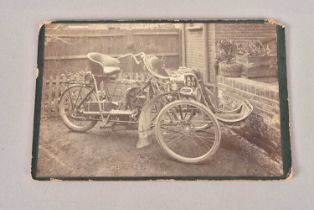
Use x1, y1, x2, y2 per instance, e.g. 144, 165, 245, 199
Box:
0, 0, 313, 209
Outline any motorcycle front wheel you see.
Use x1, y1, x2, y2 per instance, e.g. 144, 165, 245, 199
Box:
155, 100, 221, 164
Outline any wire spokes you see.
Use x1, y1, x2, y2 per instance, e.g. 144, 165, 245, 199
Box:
155, 100, 221, 163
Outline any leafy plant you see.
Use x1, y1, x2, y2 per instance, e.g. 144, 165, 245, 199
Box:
236, 40, 270, 57
216, 39, 271, 63
216, 39, 237, 63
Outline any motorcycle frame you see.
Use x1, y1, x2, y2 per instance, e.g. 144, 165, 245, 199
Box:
65, 74, 164, 124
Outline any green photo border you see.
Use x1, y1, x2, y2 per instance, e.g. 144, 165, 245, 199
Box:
32, 19, 291, 181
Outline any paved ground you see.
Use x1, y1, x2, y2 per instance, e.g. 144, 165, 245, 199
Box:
36, 118, 282, 178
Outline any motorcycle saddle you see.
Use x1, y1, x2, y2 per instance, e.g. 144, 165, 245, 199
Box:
87, 52, 121, 76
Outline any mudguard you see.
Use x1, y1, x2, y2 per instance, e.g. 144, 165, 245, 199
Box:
215, 99, 253, 123
137, 93, 174, 148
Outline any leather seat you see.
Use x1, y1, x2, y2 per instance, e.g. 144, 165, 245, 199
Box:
87, 52, 121, 76
103, 66, 121, 75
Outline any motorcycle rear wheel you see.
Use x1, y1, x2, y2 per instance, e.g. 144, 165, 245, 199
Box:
59, 85, 97, 132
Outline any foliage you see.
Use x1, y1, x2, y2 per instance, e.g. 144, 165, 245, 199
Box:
237, 40, 271, 57
216, 39, 237, 63
216, 39, 271, 63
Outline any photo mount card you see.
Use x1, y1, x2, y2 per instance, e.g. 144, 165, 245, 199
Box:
32, 19, 291, 180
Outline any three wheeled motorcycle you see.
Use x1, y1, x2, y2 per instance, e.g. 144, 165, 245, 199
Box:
58, 52, 253, 164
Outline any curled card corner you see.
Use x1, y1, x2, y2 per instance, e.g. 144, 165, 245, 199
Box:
266, 19, 285, 28
39, 20, 52, 32
286, 168, 293, 180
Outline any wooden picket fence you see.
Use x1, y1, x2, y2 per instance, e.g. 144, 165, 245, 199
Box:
42, 71, 146, 117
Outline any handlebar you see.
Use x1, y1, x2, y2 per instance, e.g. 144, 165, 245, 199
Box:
117, 52, 145, 65
117, 52, 171, 82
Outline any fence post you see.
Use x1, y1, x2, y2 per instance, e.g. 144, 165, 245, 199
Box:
54, 75, 60, 115
117, 71, 123, 80
60, 74, 66, 95
48, 75, 53, 116
139, 73, 144, 81
135, 72, 139, 81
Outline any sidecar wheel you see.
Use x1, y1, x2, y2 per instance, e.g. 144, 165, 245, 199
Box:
59, 85, 97, 132
155, 100, 221, 164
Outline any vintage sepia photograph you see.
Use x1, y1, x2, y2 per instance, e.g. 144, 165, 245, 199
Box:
32, 21, 290, 180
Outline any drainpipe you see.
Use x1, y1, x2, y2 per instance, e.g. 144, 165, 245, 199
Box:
208, 23, 218, 106
181, 24, 186, 67
203, 23, 209, 83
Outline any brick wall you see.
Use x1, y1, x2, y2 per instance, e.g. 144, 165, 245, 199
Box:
213, 23, 281, 162
215, 23, 278, 79
185, 25, 205, 75
207, 24, 217, 83
215, 23, 276, 41
183, 23, 281, 162
184, 23, 277, 82
218, 76, 282, 162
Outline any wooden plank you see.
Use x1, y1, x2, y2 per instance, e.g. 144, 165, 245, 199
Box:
44, 53, 180, 61
100, 81, 104, 93
54, 75, 60, 113
126, 72, 131, 80
133, 31, 179, 36
60, 74, 66, 94
122, 72, 127, 79
46, 34, 125, 38
117, 71, 123, 80
137, 73, 142, 81
141, 73, 145, 82
42, 77, 47, 101
48, 75, 53, 115
42, 77, 48, 114
44, 28, 181, 80
187, 26, 203, 31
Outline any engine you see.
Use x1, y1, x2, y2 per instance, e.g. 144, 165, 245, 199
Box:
87, 100, 117, 112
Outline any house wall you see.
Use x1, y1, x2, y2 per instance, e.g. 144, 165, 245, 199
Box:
184, 25, 206, 78
217, 76, 282, 162
215, 23, 276, 41
184, 23, 282, 162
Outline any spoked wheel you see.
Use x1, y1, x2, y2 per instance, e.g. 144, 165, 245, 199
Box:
155, 100, 221, 164
59, 85, 97, 132
150, 93, 180, 124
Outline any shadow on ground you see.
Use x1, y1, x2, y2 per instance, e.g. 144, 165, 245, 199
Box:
35, 118, 282, 178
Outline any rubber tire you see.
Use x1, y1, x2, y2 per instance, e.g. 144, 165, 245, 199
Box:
59, 85, 97, 132
154, 100, 221, 164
